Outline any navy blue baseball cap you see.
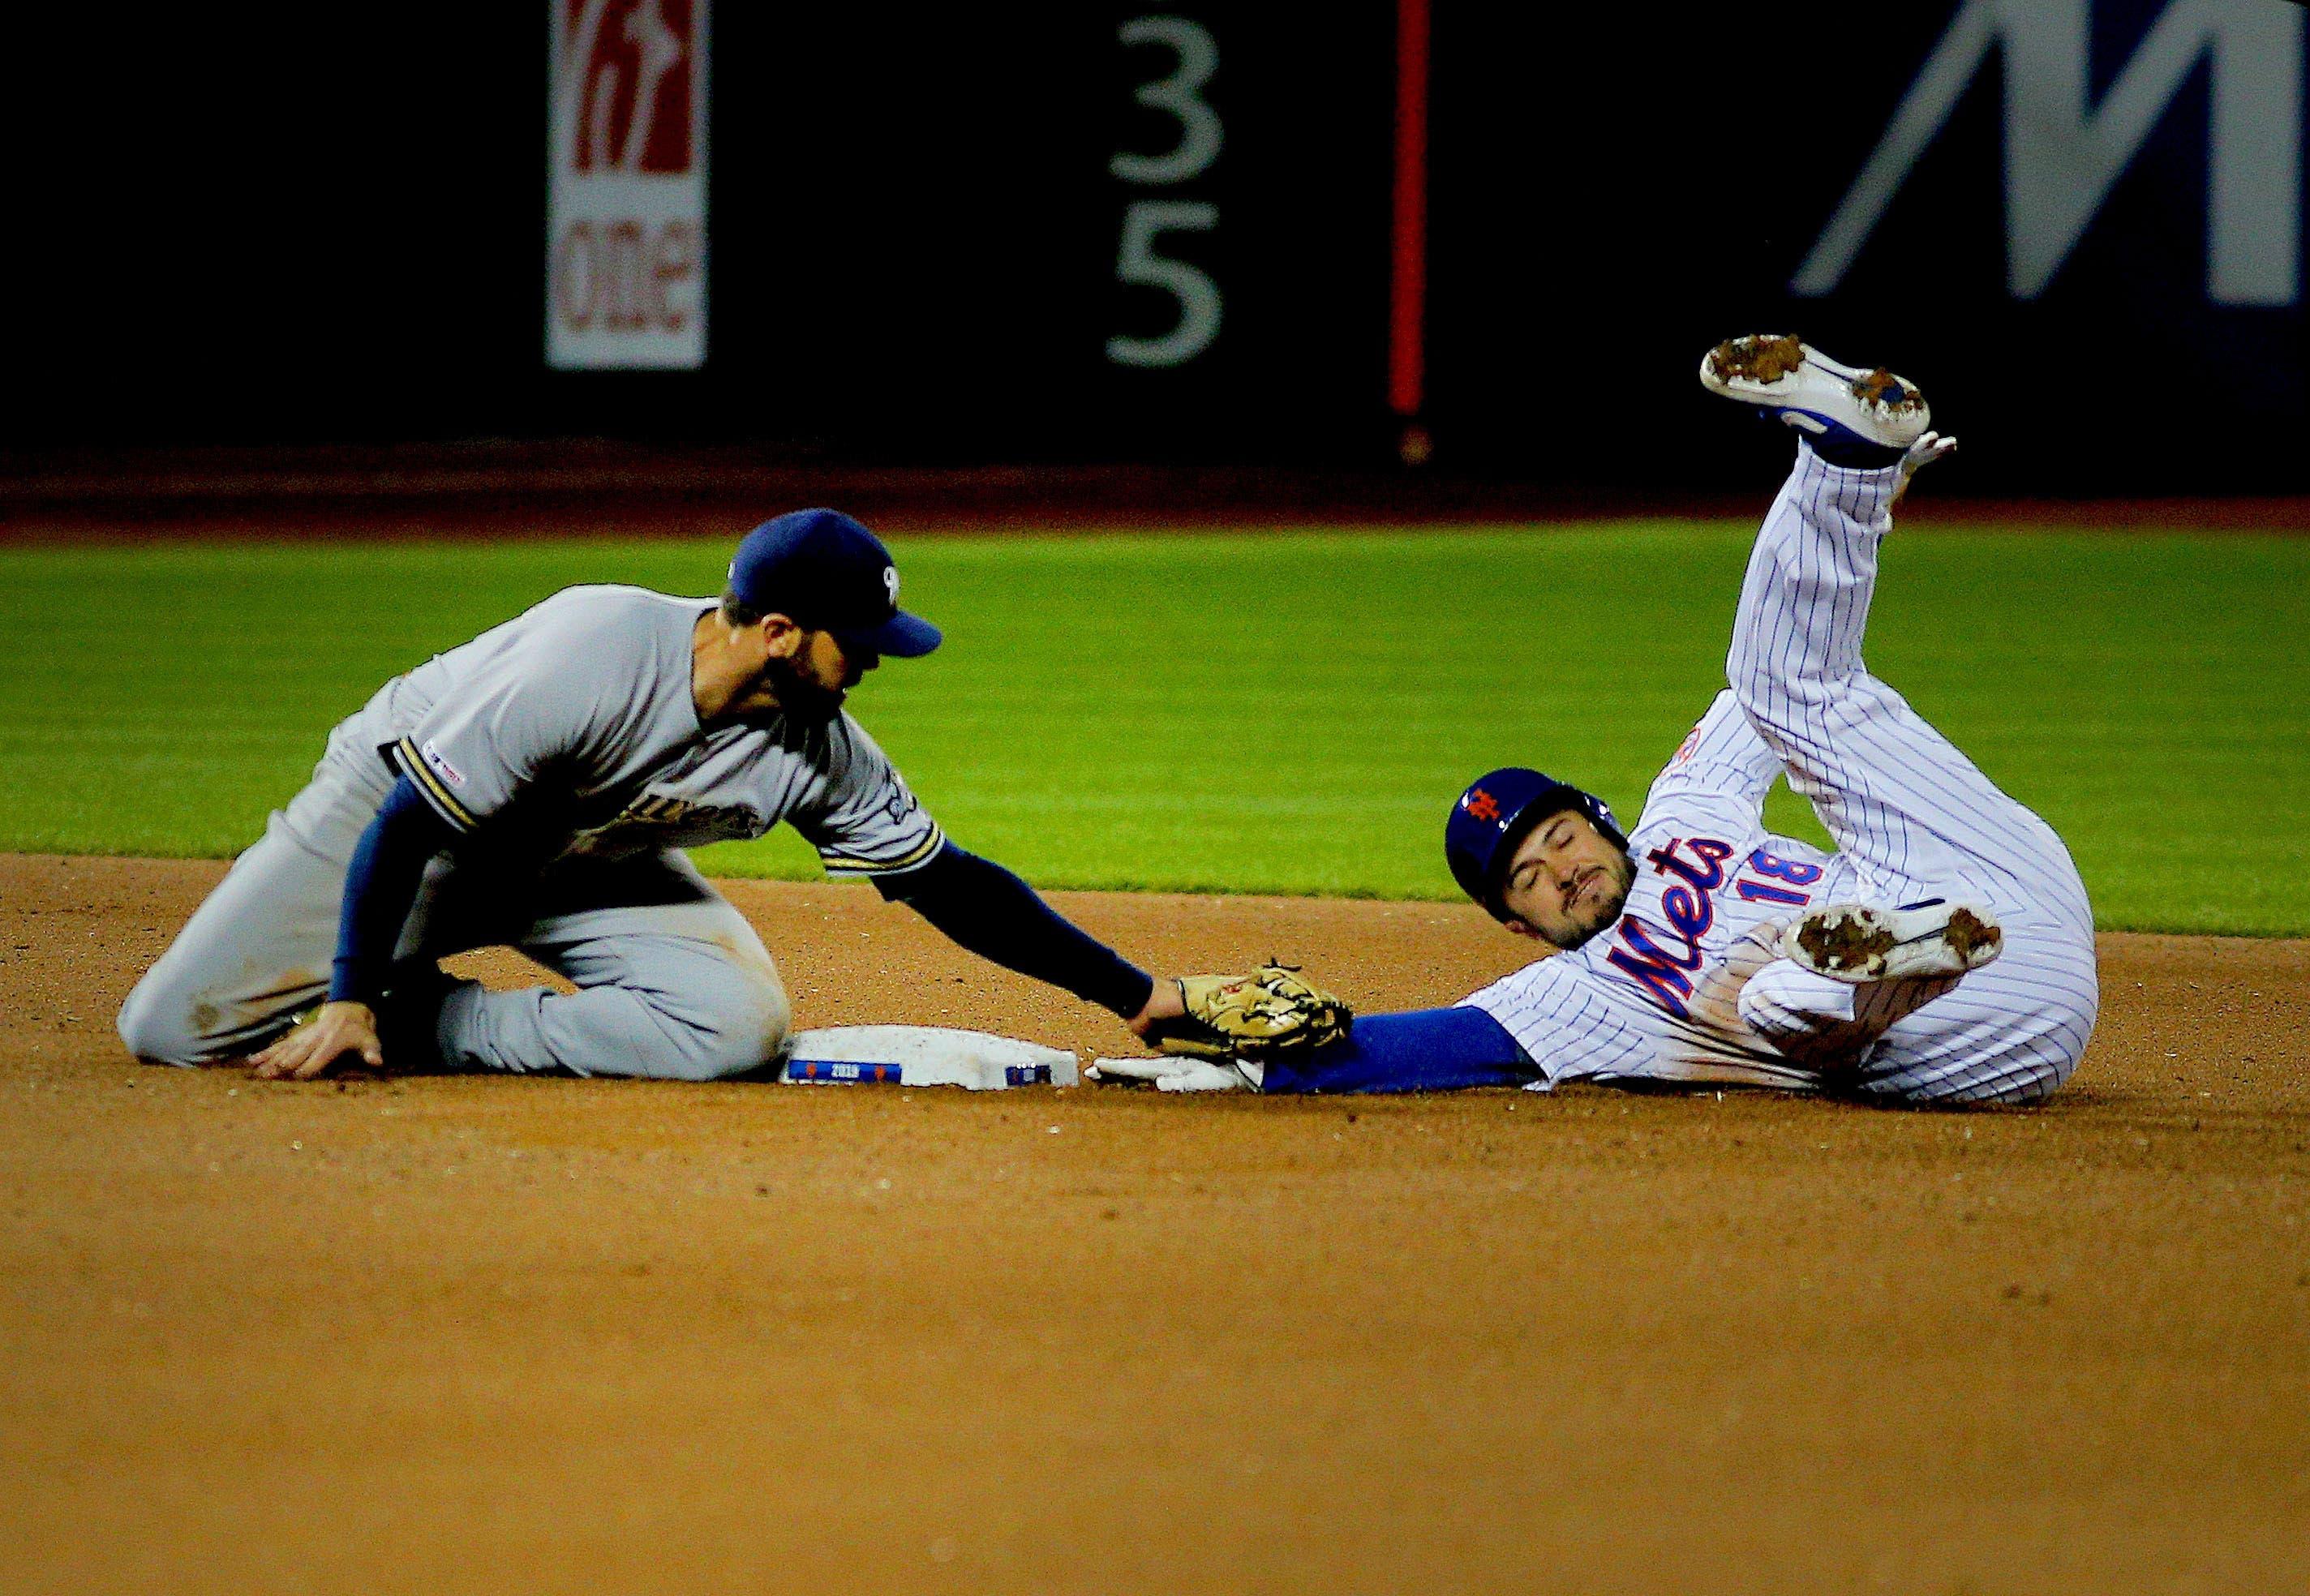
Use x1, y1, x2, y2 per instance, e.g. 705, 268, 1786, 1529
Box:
727, 509, 942, 659
1445, 766, 1627, 919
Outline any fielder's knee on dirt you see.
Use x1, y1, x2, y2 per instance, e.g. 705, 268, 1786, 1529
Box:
646, 964, 791, 1081
620, 937, 790, 1080
115, 967, 214, 1067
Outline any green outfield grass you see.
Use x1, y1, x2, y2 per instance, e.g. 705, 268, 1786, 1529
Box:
1, 526, 2304, 934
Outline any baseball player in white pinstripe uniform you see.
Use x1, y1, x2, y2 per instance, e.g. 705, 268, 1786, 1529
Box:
1112, 336, 2099, 1105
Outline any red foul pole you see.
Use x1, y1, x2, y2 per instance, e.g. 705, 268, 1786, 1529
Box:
1389, 0, 1430, 418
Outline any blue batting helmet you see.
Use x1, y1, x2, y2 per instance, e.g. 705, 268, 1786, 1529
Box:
1445, 767, 1628, 920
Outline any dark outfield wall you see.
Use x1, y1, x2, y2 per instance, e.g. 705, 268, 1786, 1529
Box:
11, 2, 2306, 492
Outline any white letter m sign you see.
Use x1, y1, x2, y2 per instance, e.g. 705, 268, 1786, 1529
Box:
1794, 0, 2303, 306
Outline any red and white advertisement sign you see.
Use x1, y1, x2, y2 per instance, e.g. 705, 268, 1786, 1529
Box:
547, 0, 707, 369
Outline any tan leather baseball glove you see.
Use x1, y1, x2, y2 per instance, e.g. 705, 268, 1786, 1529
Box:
1144, 963, 1352, 1061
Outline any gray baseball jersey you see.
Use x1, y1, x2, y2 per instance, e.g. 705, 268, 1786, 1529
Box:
118, 584, 947, 1080
376, 584, 943, 878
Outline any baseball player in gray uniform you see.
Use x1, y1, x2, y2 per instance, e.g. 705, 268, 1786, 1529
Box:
118, 509, 1186, 1081
1106, 336, 2099, 1106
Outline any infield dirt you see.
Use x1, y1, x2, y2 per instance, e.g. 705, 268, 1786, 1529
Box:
3, 852, 2304, 1595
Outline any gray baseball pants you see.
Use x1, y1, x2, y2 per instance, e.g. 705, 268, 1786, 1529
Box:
116, 718, 790, 1080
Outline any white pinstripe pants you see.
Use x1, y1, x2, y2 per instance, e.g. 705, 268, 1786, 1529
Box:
1727, 444, 2099, 1105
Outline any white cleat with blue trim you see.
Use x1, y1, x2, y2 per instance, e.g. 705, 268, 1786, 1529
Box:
1700, 333, 1934, 454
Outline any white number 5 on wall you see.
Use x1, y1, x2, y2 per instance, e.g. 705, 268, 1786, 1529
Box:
1108, 201, 1220, 367
1108, 17, 1222, 368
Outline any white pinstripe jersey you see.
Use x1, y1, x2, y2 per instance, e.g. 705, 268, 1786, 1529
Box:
1462, 692, 1857, 1091
1466, 447, 2097, 1106
345, 585, 942, 880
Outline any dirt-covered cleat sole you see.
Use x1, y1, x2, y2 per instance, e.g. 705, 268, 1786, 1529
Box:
1780, 899, 2003, 985
1699, 334, 1932, 452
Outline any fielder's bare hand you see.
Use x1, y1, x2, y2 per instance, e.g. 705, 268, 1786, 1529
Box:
1127, 977, 1187, 1040
251, 1001, 383, 1080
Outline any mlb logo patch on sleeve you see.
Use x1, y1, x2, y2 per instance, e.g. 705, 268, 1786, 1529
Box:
420, 740, 466, 787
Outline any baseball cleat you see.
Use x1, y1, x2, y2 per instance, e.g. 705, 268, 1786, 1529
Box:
1780, 898, 2003, 985
1700, 334, 1932, 453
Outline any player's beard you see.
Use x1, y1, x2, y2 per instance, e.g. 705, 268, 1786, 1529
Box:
758, 653, 847, 727
1546, 850, 1635, 951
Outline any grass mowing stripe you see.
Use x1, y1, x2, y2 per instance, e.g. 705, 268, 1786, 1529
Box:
1, 526, 2303, 934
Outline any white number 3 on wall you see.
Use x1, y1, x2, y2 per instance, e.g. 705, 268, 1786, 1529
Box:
1110, 16, 1222, 186
1107, 17, 1222, 368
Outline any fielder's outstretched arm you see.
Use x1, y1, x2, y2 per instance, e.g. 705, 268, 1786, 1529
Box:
876, 842, 1161, 1021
